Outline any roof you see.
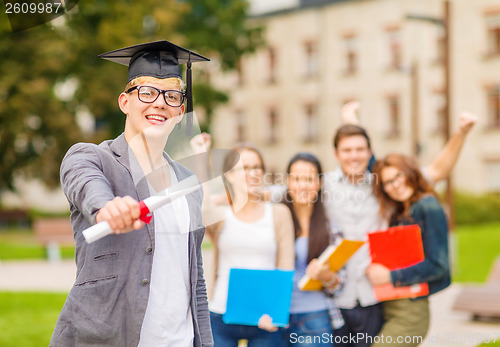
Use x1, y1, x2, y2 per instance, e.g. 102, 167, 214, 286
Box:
250, 0, 356, 18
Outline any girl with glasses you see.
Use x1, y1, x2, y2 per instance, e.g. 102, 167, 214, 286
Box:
191, 134, 295, 347
367, 153, 451, 347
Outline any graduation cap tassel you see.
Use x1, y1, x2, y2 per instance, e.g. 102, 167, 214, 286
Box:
186, 53, 193, 137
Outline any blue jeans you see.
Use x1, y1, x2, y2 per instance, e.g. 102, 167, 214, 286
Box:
282, 310, 333, 347
210, 312, 284, 347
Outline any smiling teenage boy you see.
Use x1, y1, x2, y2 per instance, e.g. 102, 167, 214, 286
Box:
50, 41, 213, 347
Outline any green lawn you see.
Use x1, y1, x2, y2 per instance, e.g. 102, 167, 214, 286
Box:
452, 222, 500, 283
3, 223, 499, 282
0, 291, 67, 347
0, 228, 75, 260
0, 228, 213, 261
0, 223, 498, 346
480, 342, 500, 347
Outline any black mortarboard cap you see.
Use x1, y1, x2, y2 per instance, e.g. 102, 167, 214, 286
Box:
98, 40, 210, 136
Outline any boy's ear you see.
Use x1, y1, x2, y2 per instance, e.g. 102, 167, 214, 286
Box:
175, 104, 185, 124
118, 93, 129, 115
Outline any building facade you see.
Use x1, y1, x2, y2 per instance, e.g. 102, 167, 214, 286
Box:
210, 0, 500, 193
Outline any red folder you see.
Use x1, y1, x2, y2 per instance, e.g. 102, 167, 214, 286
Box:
368, 225, 429, 301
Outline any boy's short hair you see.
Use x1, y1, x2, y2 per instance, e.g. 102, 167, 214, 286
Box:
124, 76, 185, 93
333, 124, 371, 150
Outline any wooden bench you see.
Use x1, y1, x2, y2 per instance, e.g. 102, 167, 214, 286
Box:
453, 257, 500, 319
33, 218, 74, 262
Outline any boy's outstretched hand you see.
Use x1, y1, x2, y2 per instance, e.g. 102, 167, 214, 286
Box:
96, 196, 144, 234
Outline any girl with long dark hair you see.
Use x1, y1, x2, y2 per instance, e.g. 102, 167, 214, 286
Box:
281, 152, 345, 347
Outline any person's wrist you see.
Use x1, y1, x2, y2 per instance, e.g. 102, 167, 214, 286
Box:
457, 127, 469, 136
321, 272, 337, 288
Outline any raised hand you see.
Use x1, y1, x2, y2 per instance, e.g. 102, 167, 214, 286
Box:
190, 132, 212, 154
458, 112, 477, 135
341, 100, 361, 125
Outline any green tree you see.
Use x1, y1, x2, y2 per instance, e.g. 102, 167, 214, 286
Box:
0, 15, 81, 191
0, 0, 263, 197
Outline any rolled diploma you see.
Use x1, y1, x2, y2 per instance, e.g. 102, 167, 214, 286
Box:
82, 177, 200, 243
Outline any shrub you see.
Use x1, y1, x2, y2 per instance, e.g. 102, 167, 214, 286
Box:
451, 192, 500, 225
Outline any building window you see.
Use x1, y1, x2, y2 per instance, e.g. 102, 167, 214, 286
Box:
435, 27, 445, 64
268, 108, 278, 144
485, 159, 500, 192
387, 29, 402, 70
236, 111, 245, 142
433, 92, 446, 135
487, 85, 500, 128
236, 58, 244, 86
344, 35, 357, 74
268, 47, 277, 83
486, 12, 500, 56
304, 41, 318, 78
302, 104, 318, 143
387, 96, 400, 137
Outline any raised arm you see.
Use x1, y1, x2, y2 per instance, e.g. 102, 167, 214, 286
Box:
340, 100, 376, 170
189, 133, 226, 242
423, 112, 477, 183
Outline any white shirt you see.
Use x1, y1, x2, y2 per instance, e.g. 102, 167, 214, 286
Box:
209, 203, 277, 314
322, 169, 387, 309
138, 164, 194, 347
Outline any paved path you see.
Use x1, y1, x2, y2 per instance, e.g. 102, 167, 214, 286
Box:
1, 255, 499, 346
422, 285, 500, 347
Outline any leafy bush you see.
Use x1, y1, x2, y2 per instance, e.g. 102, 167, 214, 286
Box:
451, 192, 500, 225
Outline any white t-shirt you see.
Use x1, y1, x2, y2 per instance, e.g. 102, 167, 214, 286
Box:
322, 169, 386, 308
209, 203, 277, 314
138, 164, 194, 347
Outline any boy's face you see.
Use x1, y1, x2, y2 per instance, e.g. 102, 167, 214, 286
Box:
119, 79, 185, 141
334, 135, 372, 178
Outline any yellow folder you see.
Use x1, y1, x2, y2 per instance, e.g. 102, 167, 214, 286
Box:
298, 239, 365, 291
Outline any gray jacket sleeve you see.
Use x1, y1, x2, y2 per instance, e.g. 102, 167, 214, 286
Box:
60, 143, 114, 225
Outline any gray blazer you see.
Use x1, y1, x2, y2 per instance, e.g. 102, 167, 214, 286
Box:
50, 134, 213, 347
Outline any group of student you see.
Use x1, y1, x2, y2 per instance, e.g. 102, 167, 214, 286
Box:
198, 102, 475, 347
49, 40, 476, 347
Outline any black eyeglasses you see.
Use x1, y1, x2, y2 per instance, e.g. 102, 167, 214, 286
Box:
126, 86, 185, 107
382, 171, 405, 190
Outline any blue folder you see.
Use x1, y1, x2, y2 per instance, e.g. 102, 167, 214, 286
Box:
223, 268, 294, 327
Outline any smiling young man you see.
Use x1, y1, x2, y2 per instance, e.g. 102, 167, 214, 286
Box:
50, 41, 213, 347
321, 125, 385, 347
